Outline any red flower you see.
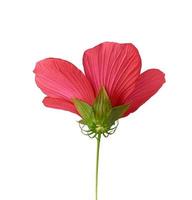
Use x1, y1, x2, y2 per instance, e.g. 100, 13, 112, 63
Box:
34, 42, 165, 119
34, 42, 165, 200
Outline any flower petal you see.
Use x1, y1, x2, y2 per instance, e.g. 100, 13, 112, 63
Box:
43, 97, 78, 114
123, 69, 165, 116
34, 58, 95, 104
83, 42, 141, 106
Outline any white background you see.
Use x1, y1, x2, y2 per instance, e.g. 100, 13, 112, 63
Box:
0, 0, 192, 199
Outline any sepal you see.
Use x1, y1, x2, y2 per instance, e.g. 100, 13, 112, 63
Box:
73, 99, 94, 126
93, 87, 112, 122
108, 104, 129, 126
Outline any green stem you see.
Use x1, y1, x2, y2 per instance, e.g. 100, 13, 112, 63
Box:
95, 133, 101, 200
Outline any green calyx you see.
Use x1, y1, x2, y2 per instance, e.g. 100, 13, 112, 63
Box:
73, 87, 129, 138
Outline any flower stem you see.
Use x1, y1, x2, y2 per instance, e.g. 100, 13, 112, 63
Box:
95, 133, 101, 200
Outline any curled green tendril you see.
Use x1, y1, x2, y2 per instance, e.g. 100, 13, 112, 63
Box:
79, 120, 119, 139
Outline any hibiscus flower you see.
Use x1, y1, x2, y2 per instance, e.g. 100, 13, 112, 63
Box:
34, 42, 165, 200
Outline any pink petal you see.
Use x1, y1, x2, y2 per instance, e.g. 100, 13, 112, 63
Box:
83, 42, 141, 106
34, 58, 95, 104
123, 69, 165, 116
43, 97, 78, 114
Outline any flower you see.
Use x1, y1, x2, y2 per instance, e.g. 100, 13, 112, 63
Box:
34, 42, 165, 200
34, 42, 165, 137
